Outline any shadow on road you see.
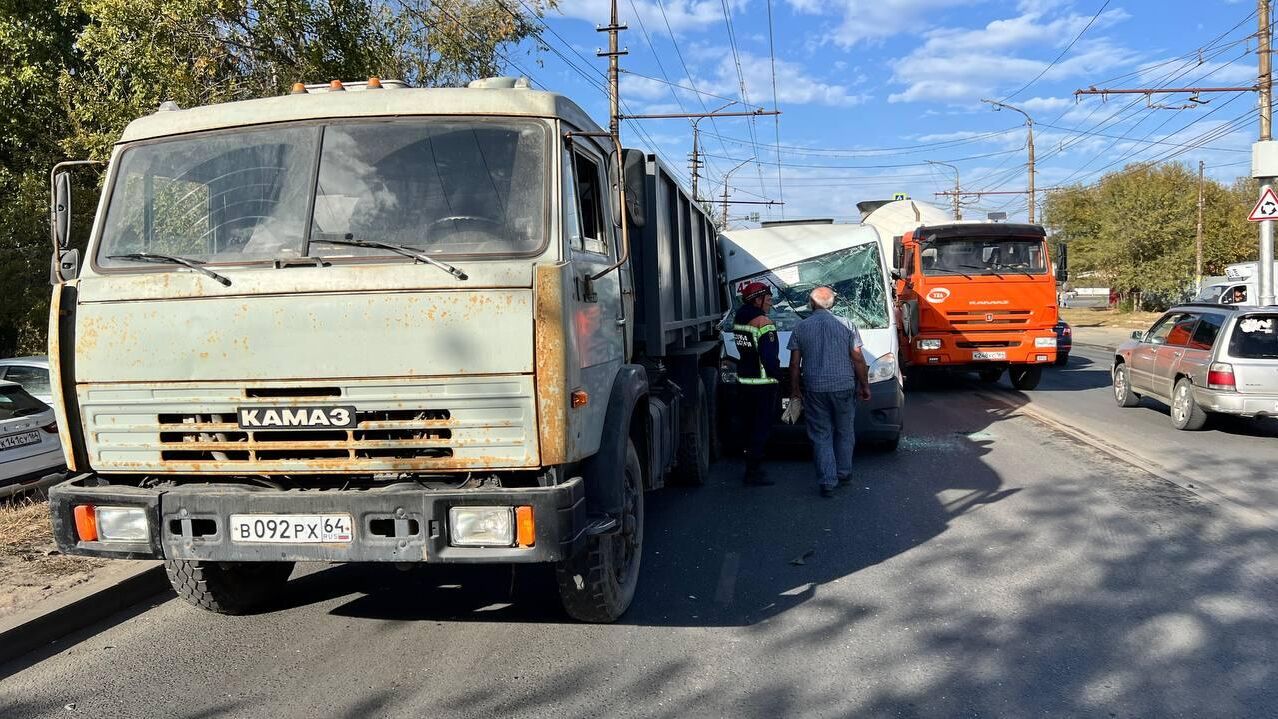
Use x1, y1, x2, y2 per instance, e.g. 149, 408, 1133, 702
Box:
262, 391, 1019, 630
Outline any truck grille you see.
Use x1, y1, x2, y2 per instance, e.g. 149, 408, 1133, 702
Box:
946, 310, 1033, 327
78, 377, 538, 473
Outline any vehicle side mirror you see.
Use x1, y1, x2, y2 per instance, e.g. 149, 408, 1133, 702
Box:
1056, 242, 1069, 282
1130, 330, 1144, 341
621, 148, 646, 229
53, 171, 72, 249
52, 248, 79, 283
890, 269, 901, 281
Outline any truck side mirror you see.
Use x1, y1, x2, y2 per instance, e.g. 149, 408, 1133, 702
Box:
610, 148, 647, 229
54, 171, 72, 249
1056, 242, 1069, 282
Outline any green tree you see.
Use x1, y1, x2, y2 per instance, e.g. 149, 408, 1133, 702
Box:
1045, 162, 1257, 310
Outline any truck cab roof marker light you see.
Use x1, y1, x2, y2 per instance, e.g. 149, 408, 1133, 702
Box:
290, 82, 308, 95
367, 77, 383, 89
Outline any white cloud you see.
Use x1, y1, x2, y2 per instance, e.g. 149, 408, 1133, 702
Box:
783, 0, 980, 48
554, 0, 744, 35
699, 50, 871, 106
886, 8, 1136, 104
1018, 96, 1074, 113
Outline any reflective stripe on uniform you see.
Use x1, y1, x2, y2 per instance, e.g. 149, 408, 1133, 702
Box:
732, 323, 779, 385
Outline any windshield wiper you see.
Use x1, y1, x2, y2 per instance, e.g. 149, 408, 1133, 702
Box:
935, 264, 972, 279
12, 406, 47, 417
107, 253, 232, 286
309, 237, 469, 281
960, 263, 1001, 278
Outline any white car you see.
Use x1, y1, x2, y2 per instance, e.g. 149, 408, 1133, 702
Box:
0, 380, 66, 499
0, 356, 52, 404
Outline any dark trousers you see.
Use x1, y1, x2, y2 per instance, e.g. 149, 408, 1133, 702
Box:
738, 383, 778, 468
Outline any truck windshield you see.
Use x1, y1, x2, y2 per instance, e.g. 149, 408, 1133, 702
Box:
726, 243, 890, 332
97, 119, 547, 267
921, 236, 1047, 276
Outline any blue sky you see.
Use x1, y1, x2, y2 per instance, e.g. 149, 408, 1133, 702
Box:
500, 0, 1263, 226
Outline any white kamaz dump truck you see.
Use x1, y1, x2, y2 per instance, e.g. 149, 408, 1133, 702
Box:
45, 77, 724, 622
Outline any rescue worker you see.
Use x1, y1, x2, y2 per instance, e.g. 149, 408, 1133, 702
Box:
732, 281, 782, 486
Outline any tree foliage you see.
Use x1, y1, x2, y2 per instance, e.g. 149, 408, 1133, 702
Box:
1045, 163, 1258, 310
0, 0, 551, 356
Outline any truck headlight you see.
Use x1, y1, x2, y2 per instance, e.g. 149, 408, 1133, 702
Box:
1035, 337, 1057, 348
95, 507, 150, 542
867, 352, 897, 383
449, 507, 514, 547
917, 339, 942, 351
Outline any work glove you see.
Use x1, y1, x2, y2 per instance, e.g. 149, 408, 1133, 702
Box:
781, 396, 803, 424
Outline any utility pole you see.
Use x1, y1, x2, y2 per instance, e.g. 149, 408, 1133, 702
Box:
596, 2, 627, 138
721, 157, 754, 227
1259, 0, 1275, 306
1196, 160, 1205, 291
982, 99, 1035, 222
689, 101, 737, 201
927, 160, 962, 220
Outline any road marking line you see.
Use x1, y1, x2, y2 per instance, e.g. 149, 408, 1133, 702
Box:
714, 552, 740, 605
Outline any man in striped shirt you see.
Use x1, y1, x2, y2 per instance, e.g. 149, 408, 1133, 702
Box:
787, 287, 871, 497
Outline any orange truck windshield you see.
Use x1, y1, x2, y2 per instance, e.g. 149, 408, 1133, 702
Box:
920, 237, 1047, 277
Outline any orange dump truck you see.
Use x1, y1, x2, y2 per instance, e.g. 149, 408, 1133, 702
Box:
887, 220, 1065, 390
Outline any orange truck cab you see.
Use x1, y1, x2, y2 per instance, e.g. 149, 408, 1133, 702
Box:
892, 222, 1064, 390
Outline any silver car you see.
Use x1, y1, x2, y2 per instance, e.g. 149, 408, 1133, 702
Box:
1113, 304, 1278, 430
0, 379, 66, 498
0, 356, 52, 405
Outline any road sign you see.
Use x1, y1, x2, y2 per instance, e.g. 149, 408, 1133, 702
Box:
1248, 186, 1278, 222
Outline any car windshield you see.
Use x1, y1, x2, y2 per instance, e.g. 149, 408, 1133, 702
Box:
97, 119, 547, 267
1193, 284, 1229, 302
724, 243, 890, 332
1229, 314, 1278, 359
0, 385, 48, 421
921, 236, 1047, 276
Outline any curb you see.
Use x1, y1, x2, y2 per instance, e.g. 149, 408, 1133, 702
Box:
0, 561, 168, 667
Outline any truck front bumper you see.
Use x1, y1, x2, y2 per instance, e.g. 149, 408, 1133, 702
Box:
909, 331, 1057, 369
48, 474, 587, 564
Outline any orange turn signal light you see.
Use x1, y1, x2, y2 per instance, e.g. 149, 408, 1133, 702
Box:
367, 76, 383, 89
571, 389, 589, 408
516, 506, 535, 547
74, 505, 98, 542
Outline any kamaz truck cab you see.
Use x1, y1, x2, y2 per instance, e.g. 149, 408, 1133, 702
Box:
44, 77, 723, 621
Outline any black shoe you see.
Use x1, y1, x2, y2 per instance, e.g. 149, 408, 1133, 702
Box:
837, 476, 852, 486
819, 485, 835, 498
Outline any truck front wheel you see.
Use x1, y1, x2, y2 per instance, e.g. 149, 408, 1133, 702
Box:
165, 559, 295, 615
556, 439, 644, 622
1009, 366, 1043, 391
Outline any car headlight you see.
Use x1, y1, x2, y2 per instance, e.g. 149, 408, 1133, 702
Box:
867, 352, 897, 383
917, 339, 942, 351
1035, 337, 1057, 348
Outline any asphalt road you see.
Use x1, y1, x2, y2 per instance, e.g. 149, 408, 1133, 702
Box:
3, 384, 1277, 718
1011, 343, 1278, 521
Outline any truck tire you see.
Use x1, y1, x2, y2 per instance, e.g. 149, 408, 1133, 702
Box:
699, 367, 721, 462
556, 439, 644, 622
671, 379, 710, 486
1171, 378, 1209, 431
1009, 366, 1042, 391
978, 367, 1002, 384
164, 559, 294, 615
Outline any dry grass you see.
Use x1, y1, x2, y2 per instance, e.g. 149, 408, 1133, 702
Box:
0, 496, 101, 577
1061, 307, 1161, 330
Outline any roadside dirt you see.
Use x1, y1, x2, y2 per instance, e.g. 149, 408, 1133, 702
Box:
0, 497, 106, 620
1061, 307, 1161, 330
